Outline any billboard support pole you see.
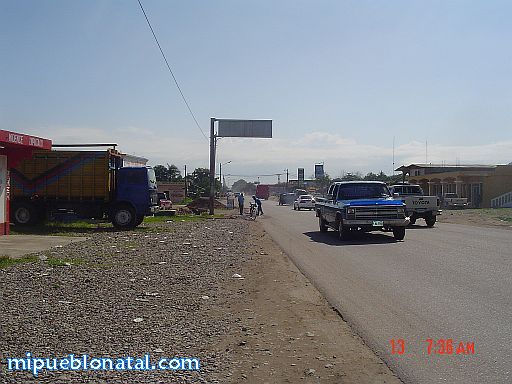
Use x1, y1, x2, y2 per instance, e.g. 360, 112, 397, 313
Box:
209, 118, 216, 215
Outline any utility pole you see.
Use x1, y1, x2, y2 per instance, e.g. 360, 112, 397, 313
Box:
219, 162, 222, 193
184, 165, 187, 197
209, 118, 216, 215
285, 169, 289, 190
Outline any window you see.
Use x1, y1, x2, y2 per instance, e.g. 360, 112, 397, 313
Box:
337, 183, 390, 200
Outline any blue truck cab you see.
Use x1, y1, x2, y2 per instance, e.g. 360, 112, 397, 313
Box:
315, 181, 409, 240
112, 166, 159, 229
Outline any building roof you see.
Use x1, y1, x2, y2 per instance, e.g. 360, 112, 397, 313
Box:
395, 163, 497, 173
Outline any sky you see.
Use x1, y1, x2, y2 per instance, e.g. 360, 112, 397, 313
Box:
1, 0, 511, 185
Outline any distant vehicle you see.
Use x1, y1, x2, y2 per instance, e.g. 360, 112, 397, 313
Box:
10, 149, 158, 229
255, 184, 270, 200
294, 194, 315, 210
157, 192, 173, 210
443, 193, 469, 209
389, 184, 441, 227
294, 189, 308, 198
279, 193, 295, 205
316, 181, 409, 241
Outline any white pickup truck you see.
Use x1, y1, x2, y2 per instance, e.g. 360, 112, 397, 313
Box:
443, 193, 469, 209
389, 184, 441, 227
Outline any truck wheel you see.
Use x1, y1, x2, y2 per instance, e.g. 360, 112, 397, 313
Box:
425, 215, 436, 227
338, 221, 349, 241
111, 205, 136, 229
319, 215, 328, 232
408, 217, 416, 226
393, 227, 406, 241
12, 202, 38, 226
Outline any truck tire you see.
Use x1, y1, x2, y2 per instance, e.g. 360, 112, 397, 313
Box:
111, 204, 136, 229
393, 227, 406, 241
11, 202, 39, 226
319, 215, 328, 232
338, 220, 349, 241
425, 215, 436, 227
408, 215, 416, 226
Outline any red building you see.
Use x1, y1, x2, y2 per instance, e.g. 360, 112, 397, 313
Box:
0, 130, 52, 235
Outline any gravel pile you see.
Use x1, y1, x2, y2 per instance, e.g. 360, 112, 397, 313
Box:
0, 217, 254, 383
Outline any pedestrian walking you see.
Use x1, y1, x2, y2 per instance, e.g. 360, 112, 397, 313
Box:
237, 192, 245, 215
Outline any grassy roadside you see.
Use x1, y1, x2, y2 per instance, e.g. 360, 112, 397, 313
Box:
9, 214, 226, 236
439, 208, 512, 228
0, 255, 39, 269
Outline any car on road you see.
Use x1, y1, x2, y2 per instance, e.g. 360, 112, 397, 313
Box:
279, 192, 295, 205
389, 184, 441, 227
294, 194, 316, 210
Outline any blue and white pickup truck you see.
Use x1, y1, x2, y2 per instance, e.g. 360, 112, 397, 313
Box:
315, 181, 409, 240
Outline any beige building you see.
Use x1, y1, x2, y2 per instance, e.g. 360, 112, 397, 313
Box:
396, 164, 512, 208
157, 182, 186, 203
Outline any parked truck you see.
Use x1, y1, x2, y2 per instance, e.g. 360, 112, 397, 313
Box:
10, 149, 158, 229
316, 181, 409, 240
443, 193, 469, 209
389, 184, 441, 227
255, 184, 270, 200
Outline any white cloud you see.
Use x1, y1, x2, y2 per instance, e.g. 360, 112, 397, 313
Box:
18, 126, 512, 181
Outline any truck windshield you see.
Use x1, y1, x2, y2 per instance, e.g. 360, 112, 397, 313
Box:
147, 168, 157, 189
396, 185, 423, 195
337, 183, 390, 200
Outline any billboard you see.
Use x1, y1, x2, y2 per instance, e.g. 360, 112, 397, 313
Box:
315, 164, 324, 179
217, 119, 272, 138
298, 168, 305, 185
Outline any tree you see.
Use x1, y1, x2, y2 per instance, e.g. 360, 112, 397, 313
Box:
341, 172, 363, 181
167, 164, 183, 182
232, 179, 256, 195
154, 165, 169, 182
315, 174, 332, 193
187, 168, 220, 198
232, 179, 248, 192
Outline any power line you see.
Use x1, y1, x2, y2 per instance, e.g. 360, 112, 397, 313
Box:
137, 0, 208, 141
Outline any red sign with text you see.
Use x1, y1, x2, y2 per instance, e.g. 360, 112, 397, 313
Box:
0, 130, 52, 150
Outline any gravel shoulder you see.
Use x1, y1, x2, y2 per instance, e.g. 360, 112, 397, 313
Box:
437, 208, 512, 230
1, 216, 400, 383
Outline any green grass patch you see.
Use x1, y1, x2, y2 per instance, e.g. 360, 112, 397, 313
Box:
0, 255, 39, 269
450, 208, 512, 222
46, 257, 84, 267
10, 220, 114, 236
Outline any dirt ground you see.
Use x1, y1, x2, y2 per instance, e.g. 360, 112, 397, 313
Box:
221, 220, 401, 384
437, 208, 512, 230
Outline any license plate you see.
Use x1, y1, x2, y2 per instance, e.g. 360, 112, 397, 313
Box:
372, 221, 383, 227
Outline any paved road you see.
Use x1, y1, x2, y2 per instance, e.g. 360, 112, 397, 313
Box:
259, 203, 512, 384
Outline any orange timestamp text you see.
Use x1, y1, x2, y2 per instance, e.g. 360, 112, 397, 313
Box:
390, 339, 475, 356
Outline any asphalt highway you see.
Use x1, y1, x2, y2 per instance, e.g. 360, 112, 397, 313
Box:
259, 203, 512, 384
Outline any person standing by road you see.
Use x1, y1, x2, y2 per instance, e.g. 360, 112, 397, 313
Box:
252, 195, 263, 216
237, 192, 245, 215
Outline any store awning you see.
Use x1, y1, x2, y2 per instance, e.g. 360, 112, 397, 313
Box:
0, 130, 52, 167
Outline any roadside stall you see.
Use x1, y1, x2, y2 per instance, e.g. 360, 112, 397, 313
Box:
0, 130, 52, 235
